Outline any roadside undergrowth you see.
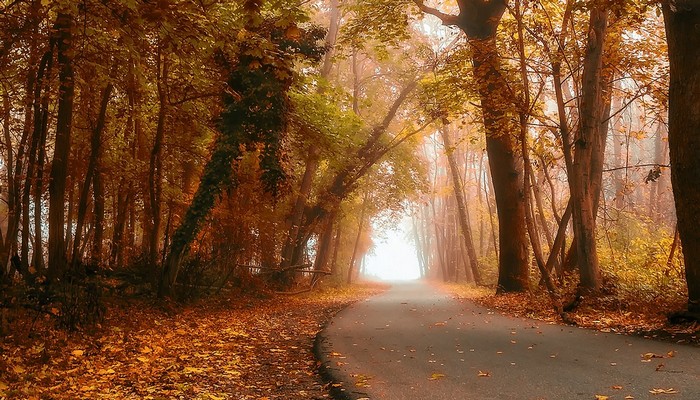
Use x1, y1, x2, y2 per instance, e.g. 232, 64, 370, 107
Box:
438, 282, 700, 346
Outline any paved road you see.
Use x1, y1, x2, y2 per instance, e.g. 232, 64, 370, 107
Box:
316, 281, 700, 400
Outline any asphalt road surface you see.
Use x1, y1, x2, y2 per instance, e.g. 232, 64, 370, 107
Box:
316, 281, 700, 400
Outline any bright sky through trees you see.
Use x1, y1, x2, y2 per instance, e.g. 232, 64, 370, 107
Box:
364, 216, 421, 281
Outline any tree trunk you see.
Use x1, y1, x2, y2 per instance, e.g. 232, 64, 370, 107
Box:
330, 223, 341, 276
280, 147, 320, 270
148, 48, 168, 267
320, 0, 340, 78
47, 12, 75, 281
662, 1, 700, 313
71, 82, 113, 267
568, 7, 608, 291
159, 134, 241, 297
313, 210, 337, 280
440, 123, 481, 284
347, 192, 369, 284
470, 36, 528, 292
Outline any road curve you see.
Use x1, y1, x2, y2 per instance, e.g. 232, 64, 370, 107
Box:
315, 281, 700, 400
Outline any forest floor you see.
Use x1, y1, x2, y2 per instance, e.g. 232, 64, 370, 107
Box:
440, 282, 700, 346
0, 281, 387, 399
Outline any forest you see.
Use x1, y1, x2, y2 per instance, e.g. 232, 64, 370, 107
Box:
1, 0, 699, 398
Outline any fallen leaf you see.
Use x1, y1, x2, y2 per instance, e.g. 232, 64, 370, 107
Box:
97, 368, 115, 375
642, 352, 664, 360
429, 373, 445, 380
71, 350, 84, 357
656, 363, 665, 371
649, 388, 679, 394
612, 385, 623, 390
624, 396, 635, 399
667, 350, 676, 358
595, 395, 609, 400
477, 371, 491, 377
13, 365, 25, 374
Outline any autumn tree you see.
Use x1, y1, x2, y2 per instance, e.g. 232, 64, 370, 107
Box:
662, 0, 700, 315
410, 0, 528, 291
158, 2, 327, 296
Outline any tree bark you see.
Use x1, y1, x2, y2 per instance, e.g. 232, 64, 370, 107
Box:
662, 0, 700, 313
47, 12, 75, 281
148, 47, 168, 267
568, 7, 608, 291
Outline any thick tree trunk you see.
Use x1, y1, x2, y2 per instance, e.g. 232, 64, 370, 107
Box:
47, 12, 75, 281
568, 8, 608, 291
313, 210, 337, 280
662, 1, 700, 313
470, 37, 528, 292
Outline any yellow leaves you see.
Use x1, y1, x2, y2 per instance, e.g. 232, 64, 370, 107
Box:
624, 396, 635, 399
429, 372, 445, 380
642, 352, 665, 360
477, 370, 491, 377
0, 283, 383, 399
649, 388, 678, 395
97, 368, 116, 375
351, 373, 372, 388
182, 366, 205, 374
595, 395, 610, 400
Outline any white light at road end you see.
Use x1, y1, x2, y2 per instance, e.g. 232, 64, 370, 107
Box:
364, 217, 421, 281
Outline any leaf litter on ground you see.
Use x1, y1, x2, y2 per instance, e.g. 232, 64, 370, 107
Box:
0, 282, 386, 399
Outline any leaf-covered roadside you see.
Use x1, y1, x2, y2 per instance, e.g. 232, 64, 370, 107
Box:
0, 283, 386, 399
440, 283, 700, 346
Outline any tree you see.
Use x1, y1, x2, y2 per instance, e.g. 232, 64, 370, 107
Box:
662, 0, 700, 314
47, 9, 75, 281
414, 0, 529, 292
158, 4, 327, 296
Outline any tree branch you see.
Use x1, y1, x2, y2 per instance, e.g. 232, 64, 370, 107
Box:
412, 0, 460, 26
